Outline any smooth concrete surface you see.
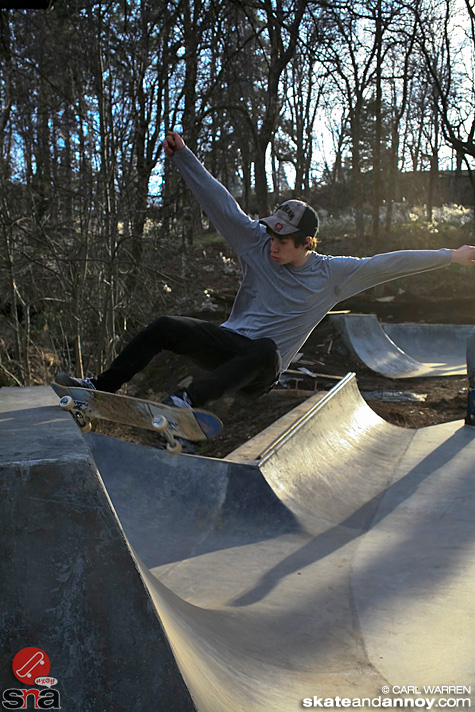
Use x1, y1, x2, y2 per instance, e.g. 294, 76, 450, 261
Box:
2, 378, 475, 710
335, 313, 474, 378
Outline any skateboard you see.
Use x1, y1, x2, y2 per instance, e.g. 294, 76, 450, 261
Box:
51, 383, 222, 454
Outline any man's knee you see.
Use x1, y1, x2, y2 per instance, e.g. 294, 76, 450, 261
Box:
142, 315, 213, 357
144, 315, 174, 333
142, 315, 183, 346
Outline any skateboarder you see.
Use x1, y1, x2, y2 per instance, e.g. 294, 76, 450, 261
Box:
56, 131, 475, 411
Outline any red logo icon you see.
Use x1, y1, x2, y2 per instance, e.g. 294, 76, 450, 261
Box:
12, 647, 50, 685
275, 222, 283, 231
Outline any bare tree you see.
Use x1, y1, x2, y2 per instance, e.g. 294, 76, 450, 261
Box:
315, 1, 382, 240
215, 0, 307, 214
278, 15, 326, 200
414, 0, 475, 221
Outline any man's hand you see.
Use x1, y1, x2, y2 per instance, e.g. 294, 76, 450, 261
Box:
451, 245, 475, 266
163, 130, 185, 157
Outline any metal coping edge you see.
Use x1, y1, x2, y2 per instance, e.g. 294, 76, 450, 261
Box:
257, 372, 356, 464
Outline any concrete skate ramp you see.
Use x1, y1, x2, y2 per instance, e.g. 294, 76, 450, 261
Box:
336, 313, 473, 377
88, 373, 475, 708
2, 377, 475, 710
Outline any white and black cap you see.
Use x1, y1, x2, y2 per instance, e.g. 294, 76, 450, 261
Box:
260, 200, 319, 238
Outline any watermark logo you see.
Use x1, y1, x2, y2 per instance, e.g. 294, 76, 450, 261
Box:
12, 648, 50, 685
302, 686, 472, 708
2, 647, 61, 709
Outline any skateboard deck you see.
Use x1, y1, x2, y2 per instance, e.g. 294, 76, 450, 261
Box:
51, 383, 222, 454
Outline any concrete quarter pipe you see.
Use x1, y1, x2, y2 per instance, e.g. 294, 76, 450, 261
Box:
1, 374, 474, 710
335, 314, 474, 378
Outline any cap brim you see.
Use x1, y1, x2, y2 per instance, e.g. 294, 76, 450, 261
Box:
259, 216, 298, 236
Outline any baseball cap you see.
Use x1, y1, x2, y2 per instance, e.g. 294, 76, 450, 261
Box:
260, 200, 319, 238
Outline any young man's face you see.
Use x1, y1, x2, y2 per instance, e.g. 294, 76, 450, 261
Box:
268, 232, 311, 267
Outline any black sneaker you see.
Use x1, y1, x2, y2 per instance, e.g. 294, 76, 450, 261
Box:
55, 372, 97, 390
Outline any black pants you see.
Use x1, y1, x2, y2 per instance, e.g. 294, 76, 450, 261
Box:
95, 316, 282, 407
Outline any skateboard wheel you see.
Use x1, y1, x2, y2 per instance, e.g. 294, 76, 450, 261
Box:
152, 416, 168, 432
78, 419, 92, 433
59, 395, 74, 411
166, 440, 182, 455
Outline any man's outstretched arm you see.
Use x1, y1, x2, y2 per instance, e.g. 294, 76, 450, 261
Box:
328, 242, 475, 304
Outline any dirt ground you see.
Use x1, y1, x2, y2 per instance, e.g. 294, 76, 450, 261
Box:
93, 299, 472, 459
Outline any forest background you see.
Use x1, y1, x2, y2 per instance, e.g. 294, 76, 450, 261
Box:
0, 0, 474, 387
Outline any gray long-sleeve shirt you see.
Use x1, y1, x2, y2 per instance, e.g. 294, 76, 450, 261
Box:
172, 147, 452, 371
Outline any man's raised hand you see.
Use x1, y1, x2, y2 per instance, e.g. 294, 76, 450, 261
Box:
163, 131, 185, 157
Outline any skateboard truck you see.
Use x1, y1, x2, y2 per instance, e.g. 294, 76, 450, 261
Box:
59, 395, 92, 433
152, 416, 182, 455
